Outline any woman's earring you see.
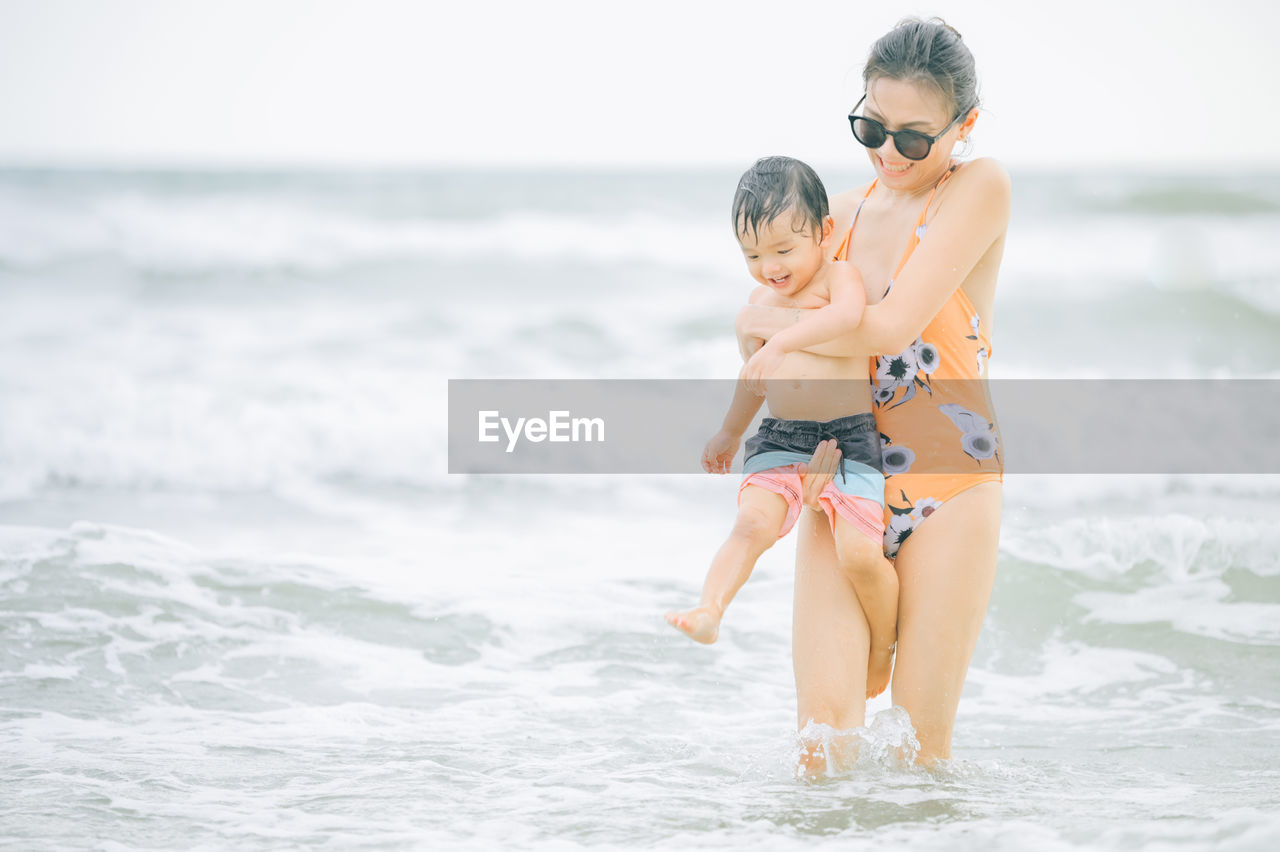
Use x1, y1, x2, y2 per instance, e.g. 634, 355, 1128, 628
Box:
957, 136, 974, 158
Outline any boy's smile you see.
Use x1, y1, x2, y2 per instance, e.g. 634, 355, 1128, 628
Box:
737, 212, 832, 298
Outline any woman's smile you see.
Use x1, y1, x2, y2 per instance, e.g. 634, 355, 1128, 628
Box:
877, 156, 913, 175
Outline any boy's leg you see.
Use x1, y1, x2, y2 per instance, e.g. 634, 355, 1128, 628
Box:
665, 484, 789, 644
831, 511, 899, 699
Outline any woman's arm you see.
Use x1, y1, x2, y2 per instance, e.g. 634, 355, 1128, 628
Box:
762, 262, 865, 355
737, 302, 883, 358
738, 262, 865, 394
738, 159, 1011, 358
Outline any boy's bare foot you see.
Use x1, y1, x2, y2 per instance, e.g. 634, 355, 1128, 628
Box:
866, 643, 895, 698
664, 605, 722, 644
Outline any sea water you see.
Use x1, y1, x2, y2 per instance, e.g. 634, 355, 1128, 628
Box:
1, 167, 1279, 850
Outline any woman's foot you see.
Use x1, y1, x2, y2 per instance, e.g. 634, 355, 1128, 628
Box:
866, 643, 895, 698
796, 730, 860, 779
664, 605, 722, 644
796, 738, 828, 780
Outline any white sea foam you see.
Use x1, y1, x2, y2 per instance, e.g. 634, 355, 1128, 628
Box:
1001, 512, 1280, 581
2, 515, 1277, 850
1076, 587, 1280, 645
964, 639, 1203, 728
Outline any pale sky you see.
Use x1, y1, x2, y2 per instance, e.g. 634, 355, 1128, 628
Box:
1, 0, 1278, 170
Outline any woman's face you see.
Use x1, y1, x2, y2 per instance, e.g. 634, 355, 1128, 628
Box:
859, 76, 972, 190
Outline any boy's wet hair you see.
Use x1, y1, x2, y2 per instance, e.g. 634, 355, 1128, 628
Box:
731, 156, 829, 242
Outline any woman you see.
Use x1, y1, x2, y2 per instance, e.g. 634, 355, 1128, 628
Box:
738, 18, 1010, 770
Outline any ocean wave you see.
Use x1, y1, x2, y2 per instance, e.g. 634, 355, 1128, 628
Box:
1098, 185, 1280, 216
0, 189, 733, 275
3, 177, 1280, 310
1002, 513, 1280, 580
0, 522, 495, 710
997, 514, 1280, 646
1013, 171, 1280, 217
3, 518, 1278, 851
0, 344, 451, 499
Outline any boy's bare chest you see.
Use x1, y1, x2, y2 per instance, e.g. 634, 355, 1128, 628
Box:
756, 279, 831, 310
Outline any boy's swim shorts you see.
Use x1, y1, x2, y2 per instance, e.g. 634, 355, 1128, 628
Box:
739, 412, 885, 541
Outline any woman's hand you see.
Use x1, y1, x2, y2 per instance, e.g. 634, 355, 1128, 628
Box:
797, 439, 841, 509
739, 341, 786, 397
736, 303, 779, 345
738, 334, 765, 361
701, 428, 742, 474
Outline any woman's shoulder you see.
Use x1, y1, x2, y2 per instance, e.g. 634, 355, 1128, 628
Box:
831, 179, 875, 205
936, 158, 1011, 221
829, 181, 875, 224
951, 157, 1011, 197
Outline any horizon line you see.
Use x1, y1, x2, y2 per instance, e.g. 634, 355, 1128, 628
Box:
3, 157, 1279, 179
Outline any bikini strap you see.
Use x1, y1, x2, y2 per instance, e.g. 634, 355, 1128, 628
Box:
837, 164, 959, 274
891, 162, 960, 281
914, 162, 959, 230
832, 181, 878, 262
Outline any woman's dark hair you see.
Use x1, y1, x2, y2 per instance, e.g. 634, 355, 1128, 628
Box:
863, 17, 979, 119
731, 156, 829, 241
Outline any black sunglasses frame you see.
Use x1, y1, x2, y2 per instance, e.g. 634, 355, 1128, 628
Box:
847, 95, 965, 161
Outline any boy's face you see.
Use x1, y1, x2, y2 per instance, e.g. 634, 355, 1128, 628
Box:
736, 212, 831, 298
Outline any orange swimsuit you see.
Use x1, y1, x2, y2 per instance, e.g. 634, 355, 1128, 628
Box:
834, 163, 1002, 559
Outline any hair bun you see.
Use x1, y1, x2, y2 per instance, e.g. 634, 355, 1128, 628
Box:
868, 17, 980, 116
933, 17, 963, 41
896, 15, 962, 41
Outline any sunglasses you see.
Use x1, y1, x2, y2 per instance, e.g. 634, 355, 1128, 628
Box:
847, 95, 964, 161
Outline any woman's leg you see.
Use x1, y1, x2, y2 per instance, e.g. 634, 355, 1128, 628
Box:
792, 507, 870, 775
890, 481, 1002, 764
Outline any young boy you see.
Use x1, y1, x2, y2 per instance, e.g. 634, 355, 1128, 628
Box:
664, 156, 899, 698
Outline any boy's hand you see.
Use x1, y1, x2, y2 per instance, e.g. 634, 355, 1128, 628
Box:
701, 429, 741, 474
740, 341, 786, 397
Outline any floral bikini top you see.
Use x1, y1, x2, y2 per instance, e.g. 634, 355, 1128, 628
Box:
833, 164, 1001, 478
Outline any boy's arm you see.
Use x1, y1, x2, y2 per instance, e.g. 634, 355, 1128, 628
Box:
740, 159, 1012, 359
719, 374, 766, 437
702, 299, 770, 473
739, 262, 866, 395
